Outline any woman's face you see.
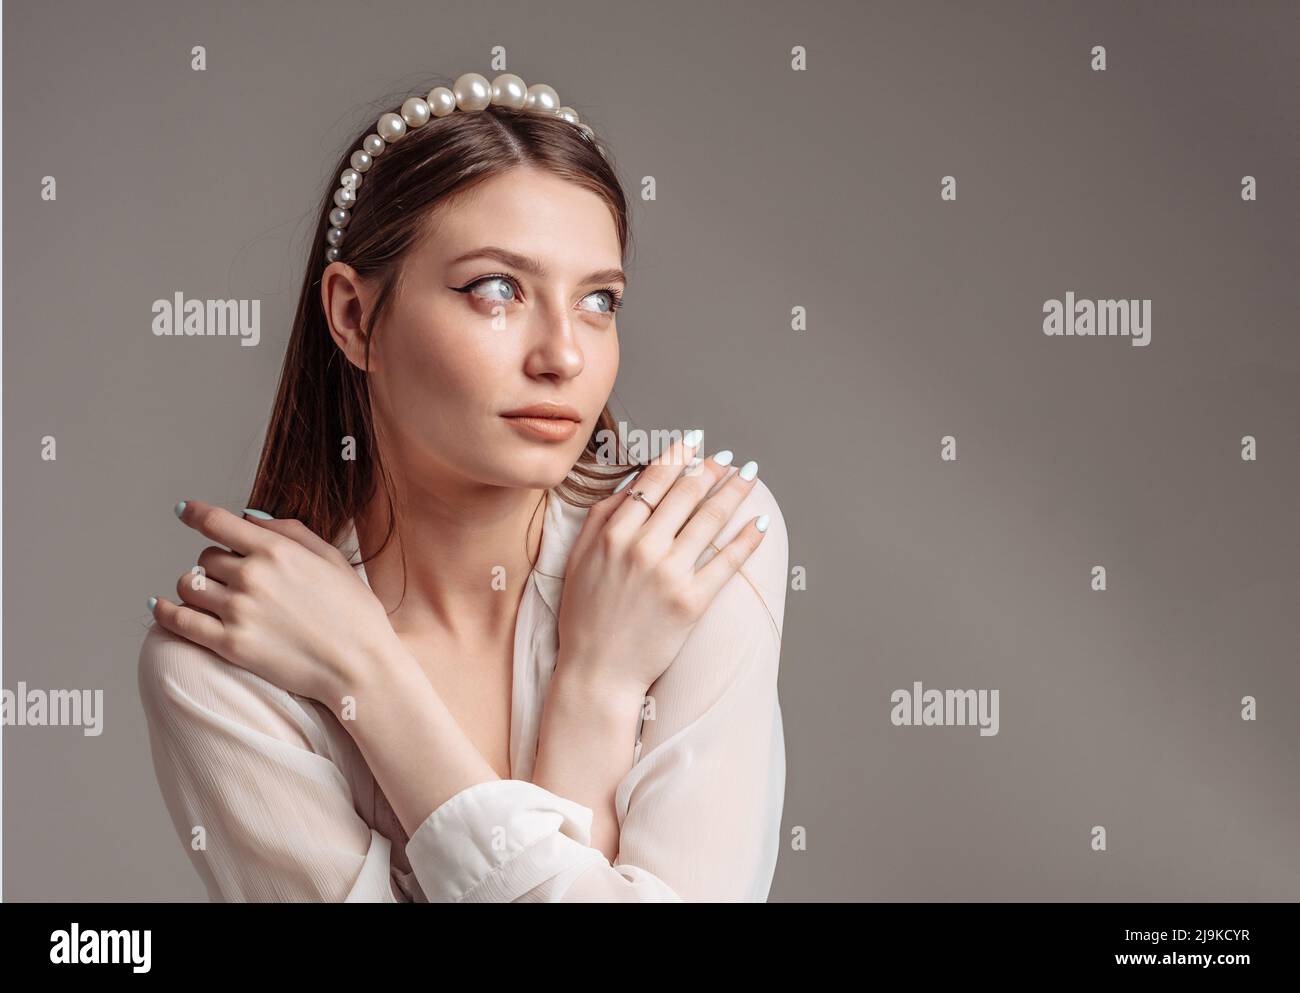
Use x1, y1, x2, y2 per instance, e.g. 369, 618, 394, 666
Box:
328, 165, 623, 492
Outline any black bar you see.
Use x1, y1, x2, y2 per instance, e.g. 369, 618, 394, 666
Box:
0, 902, 1287, 979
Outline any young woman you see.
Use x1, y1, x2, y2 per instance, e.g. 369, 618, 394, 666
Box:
138, 72, 789, 902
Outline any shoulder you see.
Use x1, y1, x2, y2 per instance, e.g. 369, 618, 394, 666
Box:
702, 473, 791, 638
137, 623, 329, 755
643, 473, 790, 735
719, 472, 789, 570
733, 474, 787, 552
138, 621, 251, 713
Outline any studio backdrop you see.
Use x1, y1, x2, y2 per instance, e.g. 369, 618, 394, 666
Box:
3, 0, 1297, 901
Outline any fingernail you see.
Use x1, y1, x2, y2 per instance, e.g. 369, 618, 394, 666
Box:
614, 470, 640, 493
683, 428, 703, 449
755, 514, 771, 533
711, 449, 734, 467
173, 501, 187, 518
739, 460, 758, 481
242, 508, 274, 520
147, 595, 158, 611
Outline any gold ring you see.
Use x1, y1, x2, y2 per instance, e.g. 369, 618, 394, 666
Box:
628, 489, 657, 511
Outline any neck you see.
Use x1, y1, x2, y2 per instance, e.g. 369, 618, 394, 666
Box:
354, 471, 546, 648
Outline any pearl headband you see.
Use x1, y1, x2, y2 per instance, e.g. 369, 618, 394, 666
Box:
322, 72, 601, 262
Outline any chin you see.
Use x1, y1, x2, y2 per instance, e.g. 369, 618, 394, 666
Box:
488, 452, 582, 491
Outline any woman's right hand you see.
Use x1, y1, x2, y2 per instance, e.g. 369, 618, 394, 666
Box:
554, 431, 770, 699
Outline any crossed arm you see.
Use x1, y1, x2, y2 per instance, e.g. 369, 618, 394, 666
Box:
138, 481, 788, 902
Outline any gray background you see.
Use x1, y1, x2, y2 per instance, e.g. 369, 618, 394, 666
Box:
4, 0, 1298, 901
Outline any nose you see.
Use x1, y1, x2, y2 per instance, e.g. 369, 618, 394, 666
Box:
522, 297, 585, 382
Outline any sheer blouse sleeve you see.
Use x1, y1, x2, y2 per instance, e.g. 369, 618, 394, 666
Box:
138, 624, 404, 902
403, 477, 790, 902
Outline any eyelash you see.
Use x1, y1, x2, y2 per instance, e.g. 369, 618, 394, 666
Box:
453, 273, 624, 314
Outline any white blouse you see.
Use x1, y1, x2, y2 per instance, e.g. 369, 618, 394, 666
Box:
138, 476, 789, 902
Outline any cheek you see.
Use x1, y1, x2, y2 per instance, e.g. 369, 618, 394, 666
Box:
589, 329, 620, 395
375, 307, 501, 427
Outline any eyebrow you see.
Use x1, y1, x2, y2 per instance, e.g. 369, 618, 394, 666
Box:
449, 246, 626, 286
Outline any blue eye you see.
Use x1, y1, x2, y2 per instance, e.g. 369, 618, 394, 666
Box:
467, 276, 517, 303
451, 274, 623, 316
581, 287, 624, 315
579, 290, 616, 314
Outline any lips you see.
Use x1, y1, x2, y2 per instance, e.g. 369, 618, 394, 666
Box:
499, 403, 582, 443
500, 402, 582, 421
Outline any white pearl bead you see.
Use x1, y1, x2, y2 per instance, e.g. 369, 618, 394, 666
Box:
334, 186, 357, 209
452, 72, 492, 111
363, 134, 385, 156
324, 247, 341, 262
326, 227, 346, 247
427, 86, 457, 117
340, 168, 362, 191
525, 83, 559, 114
491, 73, 528, 109
400, 97, 431, 128
329, 207, 351, 228
556, 106, 580, 124
377, 112, 407, 142
349, 150, 372, 173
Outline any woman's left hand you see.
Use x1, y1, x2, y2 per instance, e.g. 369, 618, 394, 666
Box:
149, 499, 402, 706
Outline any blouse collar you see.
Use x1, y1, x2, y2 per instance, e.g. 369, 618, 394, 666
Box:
332, 486, 588, 621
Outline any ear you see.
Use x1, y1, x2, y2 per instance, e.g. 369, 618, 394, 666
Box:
321, 260, 378, 373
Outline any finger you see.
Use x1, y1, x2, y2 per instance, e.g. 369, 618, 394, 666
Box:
691, 513, 770, 602
149, 594, 228, 656
638, 449, 737, 548
569, 469, 642, 560
666, 458, 760, 567
606, 428, 704, 536
175, 567, 231, 617
240, 508, 349, 565
196, 545, 243, 584
175, 499, 275, 558
588, 468, 642, 528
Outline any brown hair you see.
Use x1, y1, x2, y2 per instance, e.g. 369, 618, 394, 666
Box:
245, 84, 640, 581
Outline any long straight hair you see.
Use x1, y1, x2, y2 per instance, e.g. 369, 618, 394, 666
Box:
245, 85, 639, 584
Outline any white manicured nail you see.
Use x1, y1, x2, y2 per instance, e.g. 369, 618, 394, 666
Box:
739, 460, 758, 481
755, 514, 771, 533
683, 428, 703, 449
712, 449, 733, 466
